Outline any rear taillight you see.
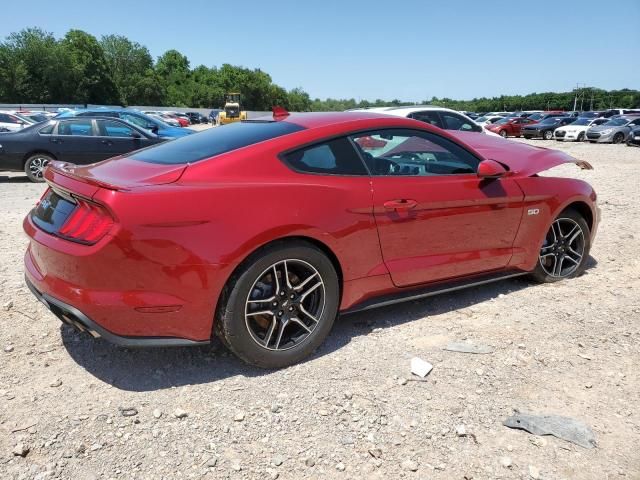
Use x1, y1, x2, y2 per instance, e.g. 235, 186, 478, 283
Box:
58, 198, 114, 245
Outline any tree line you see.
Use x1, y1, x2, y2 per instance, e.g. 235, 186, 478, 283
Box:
0, 28, 638, 112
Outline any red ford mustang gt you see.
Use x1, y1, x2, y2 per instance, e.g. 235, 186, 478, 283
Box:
24, 111, 599, 368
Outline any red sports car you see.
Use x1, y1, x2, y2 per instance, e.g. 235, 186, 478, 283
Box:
486, 117, 538, 138
24, 111, 599, 368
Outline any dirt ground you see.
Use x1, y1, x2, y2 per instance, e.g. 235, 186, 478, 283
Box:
1, 138, 639, 480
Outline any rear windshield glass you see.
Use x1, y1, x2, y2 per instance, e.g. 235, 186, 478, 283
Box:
129, 121, 305, 164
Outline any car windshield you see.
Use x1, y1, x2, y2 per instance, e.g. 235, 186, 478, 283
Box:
475, 116, 488, 122
539, 118, 560, 125
528, 113, 543, 121
604, 118, 628, 126
494, 118, 510, 125
129, 120, 306, 164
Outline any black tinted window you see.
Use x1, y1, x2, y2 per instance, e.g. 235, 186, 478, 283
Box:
282, 137, 367, 175
130, 120, 305, 164
57, 119, 93, 136
441, 113, 481, 132
409, 111, 443, 128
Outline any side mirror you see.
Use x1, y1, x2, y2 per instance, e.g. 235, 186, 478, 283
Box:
131, 131, 142, 139
150, 125, 159, 134
477, 159, 508, 179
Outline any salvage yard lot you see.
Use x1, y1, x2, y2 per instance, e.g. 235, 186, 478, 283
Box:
0, 140, 638, 479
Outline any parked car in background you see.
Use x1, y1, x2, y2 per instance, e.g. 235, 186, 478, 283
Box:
209, 109, 223, 125
353, 106, 493, 135
485, 117, 537, 138
171, 112, 192, 126
57, 109, 194, 138
626, 125, 640, 147
0, 111, 31, 131
0, 117, 166, 181
19, 112, 51, 123
586, 116, 640, 143
186, 112, 208, 124
602, 108, 640, 118
522, 116, 576, 139
577, 111, 604, 119
146, 113, 181, 127
474, 115, 505, 126
527, 111, 568, 122
23, 111, 598, 368
553, 117, 609, 142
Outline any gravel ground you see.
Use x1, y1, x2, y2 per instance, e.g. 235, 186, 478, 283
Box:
1, 139, 639, 480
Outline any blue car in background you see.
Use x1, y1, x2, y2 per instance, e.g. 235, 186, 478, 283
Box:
56, 109, 194, 138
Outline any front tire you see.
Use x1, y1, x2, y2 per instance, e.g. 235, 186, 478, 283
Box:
577, 132, 585, 142
612, 132, 624, 144
24, 153, 53, 182
544, 130, 553, 140
499, 130, 507, 138
531, 209, 590, 283
215, 241, 339, 368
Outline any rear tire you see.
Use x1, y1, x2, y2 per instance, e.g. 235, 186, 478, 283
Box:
530, 209, 590, 283
24, 153, 53, 182
215, 241, 339, 368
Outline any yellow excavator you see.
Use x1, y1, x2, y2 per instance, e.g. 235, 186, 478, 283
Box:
217, 93, 248, 125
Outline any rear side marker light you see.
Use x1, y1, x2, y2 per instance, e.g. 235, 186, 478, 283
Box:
58, 199, 114, 245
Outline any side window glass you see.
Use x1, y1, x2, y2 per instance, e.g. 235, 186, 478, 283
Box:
122, 113, 149, 129
442, 113, 478, 131
57, 119, 94, 136
283, 137, 367, 175
39, 124, 54, 135
409, 111, 443, 129
0, 114, 8, 123
99, 120, 136, 137
350, 129, 479, 176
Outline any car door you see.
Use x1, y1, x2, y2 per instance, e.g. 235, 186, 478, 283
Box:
350, 128, 524, 287
51, 119, 102, 164
95, 119, 151, 160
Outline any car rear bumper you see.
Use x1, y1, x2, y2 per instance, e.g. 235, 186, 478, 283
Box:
25, 275, 208, 347
23, 213, 227, 344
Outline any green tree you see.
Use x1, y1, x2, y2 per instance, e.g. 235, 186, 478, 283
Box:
100, 35, 155, 105
156, 50, 192, 106
61, 29, 119, 104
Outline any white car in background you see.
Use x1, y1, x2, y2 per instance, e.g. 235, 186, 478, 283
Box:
350, 106, 501, 136
553, 117, 609, 142
474, 114, 506, 126
0, 111, 32, 132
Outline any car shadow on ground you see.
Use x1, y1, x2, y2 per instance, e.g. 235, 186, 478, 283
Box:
62, 259, 597, 392
0, 175, 31, 183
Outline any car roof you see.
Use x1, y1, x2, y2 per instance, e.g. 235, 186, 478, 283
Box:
256, 111, 414, 129
349, 105, 463, 116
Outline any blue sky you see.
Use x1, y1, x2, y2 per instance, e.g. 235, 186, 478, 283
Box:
2, 0, 639, 101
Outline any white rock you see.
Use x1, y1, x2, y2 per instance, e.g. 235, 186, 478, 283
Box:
173, 408, 188, 419
233, 412, 245, 422
410, 357, 433, 378
152, 409, 162, 419
500, 456, 512, 468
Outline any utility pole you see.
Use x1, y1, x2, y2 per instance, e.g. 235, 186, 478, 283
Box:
573, 83, 586, 111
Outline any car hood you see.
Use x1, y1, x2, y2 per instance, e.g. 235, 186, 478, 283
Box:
588, 125, 624, 132
448, 131, 593, 177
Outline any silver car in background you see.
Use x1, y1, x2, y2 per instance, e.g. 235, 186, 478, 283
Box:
586, 116, 640, 144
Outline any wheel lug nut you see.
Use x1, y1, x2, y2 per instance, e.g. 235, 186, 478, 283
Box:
280, 291, 285, 296
290, 294, 295, 299
288, 306, 293, 312
272, 302, 278, 307
278, 311, 283, 316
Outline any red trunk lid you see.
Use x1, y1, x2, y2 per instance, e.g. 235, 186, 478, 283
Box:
45, 158, 187, 195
